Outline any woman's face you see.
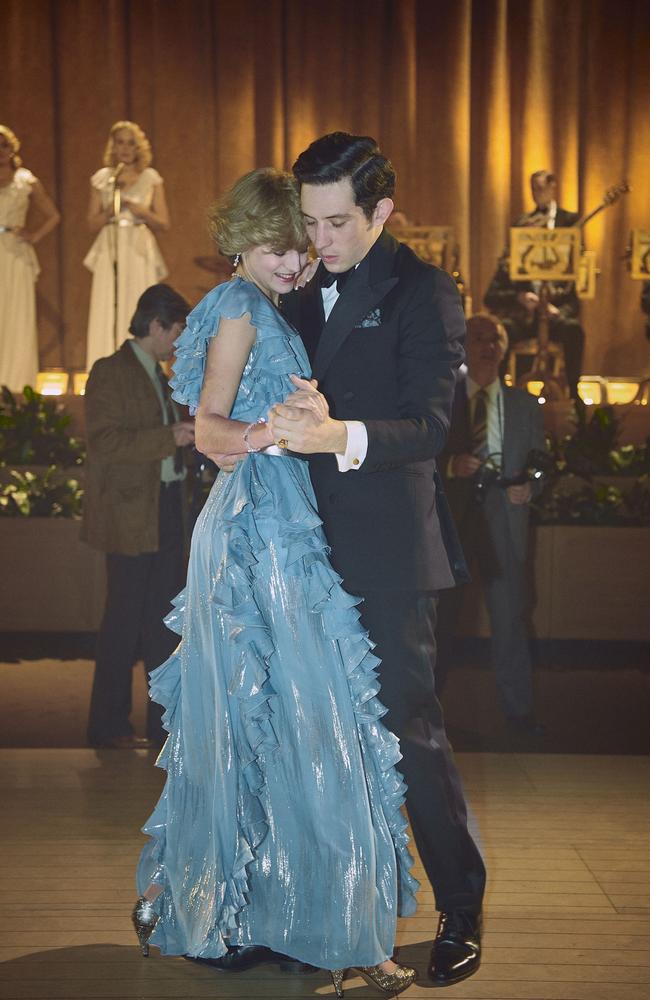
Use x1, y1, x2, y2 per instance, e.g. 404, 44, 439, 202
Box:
0, 133, 16, 167
112, 128, 138, 166
242, 246, 308, 301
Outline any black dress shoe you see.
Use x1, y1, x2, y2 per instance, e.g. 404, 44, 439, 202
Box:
185, 946, 317, 975
185, 945, 274, 973
428, 910, 481, 986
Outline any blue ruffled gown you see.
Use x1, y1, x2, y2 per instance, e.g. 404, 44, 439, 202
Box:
136, 277, 418, 969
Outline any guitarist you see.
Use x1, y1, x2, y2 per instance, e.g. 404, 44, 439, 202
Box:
484, 169, 585, 399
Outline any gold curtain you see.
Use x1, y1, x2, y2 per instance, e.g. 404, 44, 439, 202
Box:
2, 0, 649, 374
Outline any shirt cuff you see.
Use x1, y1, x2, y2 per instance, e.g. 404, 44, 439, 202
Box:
336, 421, 368, 472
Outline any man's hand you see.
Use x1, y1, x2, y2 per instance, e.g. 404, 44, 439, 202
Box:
268, 377, 347, 454
172, 421, 195, 447
452, 454, 482, 478
517, 291, 540, 313
507, 482, 532, 504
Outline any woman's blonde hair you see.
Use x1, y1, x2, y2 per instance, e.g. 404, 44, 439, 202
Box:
103, 120, 152, 170
208, 168, 308, 259
0, 125, 22, 168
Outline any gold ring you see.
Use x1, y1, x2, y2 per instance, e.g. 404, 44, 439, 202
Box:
277, 438, 288, 449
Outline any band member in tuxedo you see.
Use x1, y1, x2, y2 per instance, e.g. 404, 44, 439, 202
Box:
268, 132, 485, 987
484, 170, 585, 399
436, 314, 546, 733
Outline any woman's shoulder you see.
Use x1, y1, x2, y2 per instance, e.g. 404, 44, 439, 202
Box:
13, 167, 37, 188
142, 166, 163, 185
170, 279, 272, 411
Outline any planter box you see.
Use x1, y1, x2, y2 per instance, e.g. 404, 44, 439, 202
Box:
458, 524, 650, 641
0, 519, 105, 631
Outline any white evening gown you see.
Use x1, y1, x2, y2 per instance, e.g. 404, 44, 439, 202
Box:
84, 167, 167, 370
0, 168, 40, 392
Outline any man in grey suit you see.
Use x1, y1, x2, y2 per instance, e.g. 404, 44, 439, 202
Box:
438, 313, 546, 731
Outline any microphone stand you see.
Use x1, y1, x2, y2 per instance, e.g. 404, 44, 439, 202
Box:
110, 164, 124, 352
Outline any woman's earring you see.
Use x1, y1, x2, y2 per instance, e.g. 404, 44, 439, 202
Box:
232, 253, 241, 276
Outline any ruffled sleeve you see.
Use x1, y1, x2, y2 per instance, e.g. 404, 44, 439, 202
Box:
14, 167, 37, 190
90, 167, 112, 191
145, 167, 163, 185
170, 278, 278, 414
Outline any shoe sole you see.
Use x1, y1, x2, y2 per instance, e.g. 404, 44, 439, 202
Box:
428, 960, 481, 987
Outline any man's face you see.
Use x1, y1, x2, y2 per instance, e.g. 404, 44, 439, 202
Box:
531, 174, 557, 210
300, 178, 387, 273
151, 319, 184, 362
466, 324, 505, 379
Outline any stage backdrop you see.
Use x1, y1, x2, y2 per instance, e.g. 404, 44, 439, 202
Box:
2, 0, 649, 376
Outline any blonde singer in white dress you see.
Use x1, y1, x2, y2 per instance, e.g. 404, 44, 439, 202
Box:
0, 125, 60, 392
84, 121, 170, 370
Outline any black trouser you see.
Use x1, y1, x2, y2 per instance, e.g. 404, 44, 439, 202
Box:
436, 495, 534, 719
87, 483, 185, 746
355, 589, 486, 914
504, 317, 585, 399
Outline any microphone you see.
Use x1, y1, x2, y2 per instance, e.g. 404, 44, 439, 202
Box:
111, 162, 125, 185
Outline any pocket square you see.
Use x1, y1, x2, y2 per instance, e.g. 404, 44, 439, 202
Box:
357, 308, 382, 328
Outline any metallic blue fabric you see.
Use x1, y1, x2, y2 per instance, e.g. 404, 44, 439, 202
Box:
136, 278, 418, 968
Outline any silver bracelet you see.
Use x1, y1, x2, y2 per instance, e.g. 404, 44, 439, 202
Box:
242, 417, 267, 453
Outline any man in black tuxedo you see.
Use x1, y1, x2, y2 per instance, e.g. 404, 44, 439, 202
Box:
484, 169, 585, 399
269, 132, 485, 986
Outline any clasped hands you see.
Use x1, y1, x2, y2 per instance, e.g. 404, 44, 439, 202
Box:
210, 376, 346, 472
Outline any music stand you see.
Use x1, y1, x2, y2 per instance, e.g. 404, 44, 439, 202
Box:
508, 226, 581, 400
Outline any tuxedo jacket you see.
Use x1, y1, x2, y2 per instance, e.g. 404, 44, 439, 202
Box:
439, 379, 546, 559
282, 229, 467, 592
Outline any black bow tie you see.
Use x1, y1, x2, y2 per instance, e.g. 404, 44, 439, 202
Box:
321, 266, 355, 293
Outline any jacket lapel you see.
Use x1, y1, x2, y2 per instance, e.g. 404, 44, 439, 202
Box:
312, 230, 400, 381
501, 386, 515, 475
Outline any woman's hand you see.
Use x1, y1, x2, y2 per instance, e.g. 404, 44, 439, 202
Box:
278, 375, 328, 424
294, 258, 320, 289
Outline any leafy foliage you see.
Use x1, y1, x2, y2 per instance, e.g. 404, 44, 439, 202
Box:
0, 385, 85, 467
0, 467, 83, 518
534, 406, 650, 526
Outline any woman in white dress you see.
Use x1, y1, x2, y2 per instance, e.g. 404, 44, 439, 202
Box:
0, 125, 60, 392
85, 121, 170, 370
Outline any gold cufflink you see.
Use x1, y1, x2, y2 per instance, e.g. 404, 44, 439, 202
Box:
352, 458, 359, 466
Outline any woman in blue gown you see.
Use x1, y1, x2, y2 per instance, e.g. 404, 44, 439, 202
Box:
132, 168, 418, 996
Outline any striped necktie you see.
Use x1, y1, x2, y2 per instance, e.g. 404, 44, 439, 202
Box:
471, 388, 488, 458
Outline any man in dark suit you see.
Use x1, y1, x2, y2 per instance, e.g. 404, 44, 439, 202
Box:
437, 314, 546, 731
484, 169, 585, 399
82, 284, 194, 749
269, 132, 485, 986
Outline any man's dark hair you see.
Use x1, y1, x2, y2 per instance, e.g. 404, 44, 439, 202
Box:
129, 283, 190, 338
292, 132, 395, 220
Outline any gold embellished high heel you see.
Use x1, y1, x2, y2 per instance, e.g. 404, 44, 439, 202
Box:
331, 963, 416, 998
132, 896, 159, 957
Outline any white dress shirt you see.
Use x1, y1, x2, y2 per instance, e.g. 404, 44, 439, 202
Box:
321, 274, 368, 472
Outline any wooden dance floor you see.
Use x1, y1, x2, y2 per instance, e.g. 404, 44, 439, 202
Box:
2, 749, 649, 1000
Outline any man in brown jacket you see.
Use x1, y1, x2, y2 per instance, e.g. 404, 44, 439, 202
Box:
83, 284, 194, 748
